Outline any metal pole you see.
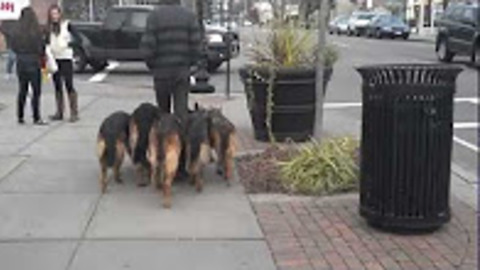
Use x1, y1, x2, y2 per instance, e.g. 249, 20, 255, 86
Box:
225, 0, 232, 99
314, 0, 330, 139
89, 0, 94, 22
418, 0, 425, 36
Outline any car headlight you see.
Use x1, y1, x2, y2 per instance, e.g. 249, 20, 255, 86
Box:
208, 34, 223, 43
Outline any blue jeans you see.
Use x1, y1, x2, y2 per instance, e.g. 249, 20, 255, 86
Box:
6, 49, 15, 75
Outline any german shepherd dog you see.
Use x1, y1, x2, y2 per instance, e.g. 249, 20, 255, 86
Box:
97, 111, 131, 193
130, 103, 160, 187
148, 113, 182, 208
207, 107, 237, 184
185, 105, 211, 192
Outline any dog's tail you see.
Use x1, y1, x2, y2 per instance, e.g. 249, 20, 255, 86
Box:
105, 135, 117, 167
133, 132, 149, 165
98, 131, 118, 168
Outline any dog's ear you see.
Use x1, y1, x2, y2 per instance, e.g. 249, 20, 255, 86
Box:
194, 102, 200, 111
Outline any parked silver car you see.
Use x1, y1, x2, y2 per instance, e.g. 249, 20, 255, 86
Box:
329, 15, 350, 35
347, 12, 376, 36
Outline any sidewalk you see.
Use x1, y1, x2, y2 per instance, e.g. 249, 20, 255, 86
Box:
0, 79, 477, 269
0, 82, 275, 269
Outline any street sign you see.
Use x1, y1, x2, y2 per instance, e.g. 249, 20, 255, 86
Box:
0, 0, 30, 20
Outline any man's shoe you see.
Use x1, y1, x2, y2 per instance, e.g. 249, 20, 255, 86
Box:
18, 119, 25, 125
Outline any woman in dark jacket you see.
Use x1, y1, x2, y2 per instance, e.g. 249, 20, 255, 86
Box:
10, 7, 46, 125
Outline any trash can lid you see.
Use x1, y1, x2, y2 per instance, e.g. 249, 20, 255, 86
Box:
356, 64, 463, 85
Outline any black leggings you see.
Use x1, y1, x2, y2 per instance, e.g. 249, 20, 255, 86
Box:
17, 69, 42, 121
53, 59, 76, 94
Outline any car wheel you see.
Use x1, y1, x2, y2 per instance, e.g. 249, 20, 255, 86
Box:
90, 60, 108, 72
402, 34, 409, 40
207, 60, 222, 73
73, 48, 87, 73
436, 38, 454, 62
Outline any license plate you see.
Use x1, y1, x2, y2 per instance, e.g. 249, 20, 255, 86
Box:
395, 31, 402, 35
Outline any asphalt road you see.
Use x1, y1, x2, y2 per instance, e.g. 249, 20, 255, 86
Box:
74, 28, 478, 179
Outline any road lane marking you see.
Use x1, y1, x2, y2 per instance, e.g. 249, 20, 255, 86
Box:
324, 102, 361, 109
89, 61, 119, 83
455, 97, 479, 105
453, 136, 479, 153
332, 41, 349, 48
454, 122, 479, 129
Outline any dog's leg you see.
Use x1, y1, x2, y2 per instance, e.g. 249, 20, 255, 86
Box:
162, 134, 180, 208
136, 164, 148, 187
195, 166, 203, 193
224, 133, 236, 185
113, 163, 122, 184
162, 166, 173, 208
97, 137, 108, 193
114, 139, 125, 184
147, 127, 159, 189
213, 132, 223, 176
99, 163, 108, 194
224, 157, 233, 185
185, 143, 195, 186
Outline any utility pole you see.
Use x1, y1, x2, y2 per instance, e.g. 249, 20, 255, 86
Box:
314, 0, 330, 140
225, 0, 232, 99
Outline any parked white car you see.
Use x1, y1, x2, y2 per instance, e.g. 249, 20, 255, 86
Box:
347, 12, 376, 36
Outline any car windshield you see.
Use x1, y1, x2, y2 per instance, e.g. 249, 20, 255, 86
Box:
358, 14, 374, 20
390, 17, 404, 24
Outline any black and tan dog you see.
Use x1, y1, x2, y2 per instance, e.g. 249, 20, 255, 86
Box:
147, 112, 182, 208
97, 111, 131, 193
185, 105, 211, 192
130, 103, 160, 187
207, 107, 237, 184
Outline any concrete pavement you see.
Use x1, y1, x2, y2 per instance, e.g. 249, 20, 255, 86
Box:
0, 80, 276, 269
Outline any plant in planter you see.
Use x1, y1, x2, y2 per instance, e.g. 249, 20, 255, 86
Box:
239, 22, 338, 142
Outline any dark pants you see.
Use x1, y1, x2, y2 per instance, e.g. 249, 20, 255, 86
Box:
17, 68, 41, 122
153, 69, 190, 176
153, 71, 189, 122
53, 60, 75, 94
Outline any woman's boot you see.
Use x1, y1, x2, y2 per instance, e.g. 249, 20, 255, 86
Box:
68, 92, 79, 122
49, 91, 64, 121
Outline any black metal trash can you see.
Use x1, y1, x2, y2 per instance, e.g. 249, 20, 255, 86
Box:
356, 64, 462, 232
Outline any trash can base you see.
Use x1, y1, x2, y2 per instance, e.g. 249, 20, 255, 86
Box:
360, 206, 450, 233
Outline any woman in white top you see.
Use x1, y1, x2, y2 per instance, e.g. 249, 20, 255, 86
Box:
46, 4, 80, 122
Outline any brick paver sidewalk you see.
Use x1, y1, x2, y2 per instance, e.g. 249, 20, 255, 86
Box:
251, 194, 477, 270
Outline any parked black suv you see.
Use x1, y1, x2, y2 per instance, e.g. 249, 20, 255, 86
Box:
436, 3, 479, 65
72, 6, 240, 73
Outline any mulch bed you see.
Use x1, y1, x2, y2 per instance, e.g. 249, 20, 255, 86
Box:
236, 145, 295, 194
